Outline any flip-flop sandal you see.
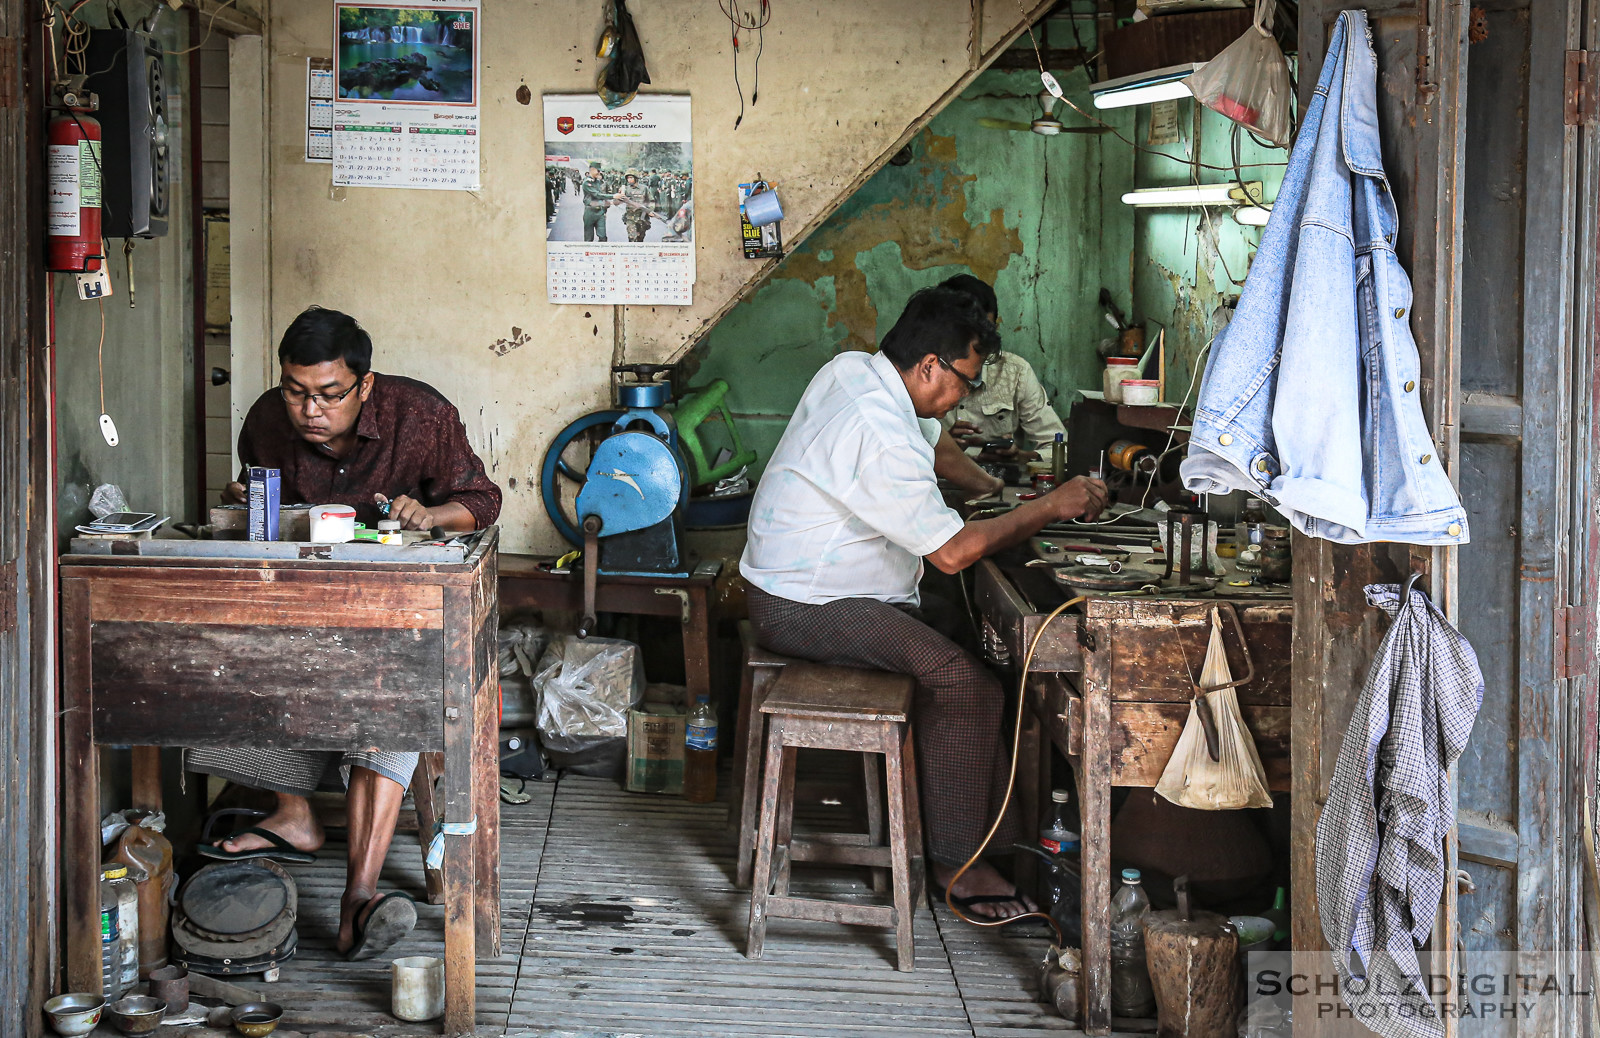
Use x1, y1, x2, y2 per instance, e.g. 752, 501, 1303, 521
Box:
346, 891, 417, 961
196, 826, 317, 865
931, 884, 1038, 921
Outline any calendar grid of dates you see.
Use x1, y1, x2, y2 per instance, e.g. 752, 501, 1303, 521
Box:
549, 246, 693, 305
333, 123, 480, 191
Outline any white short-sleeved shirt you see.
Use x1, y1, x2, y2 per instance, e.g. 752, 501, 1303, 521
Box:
741, 350, 966, 606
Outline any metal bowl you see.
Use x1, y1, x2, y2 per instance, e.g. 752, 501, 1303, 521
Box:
42, 993, 104, 1037
106, 996, 166, 1035
231, 1002, 285, 1038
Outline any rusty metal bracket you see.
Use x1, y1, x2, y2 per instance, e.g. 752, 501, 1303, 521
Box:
0, 565, 14, 633
1556, 604, 1591, 679
1566, 51, 1598, 126
654, 586, 691, 624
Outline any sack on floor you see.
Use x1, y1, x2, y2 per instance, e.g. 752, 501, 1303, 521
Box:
1184, 0, 1294, 146
1154, 608, 1273, 810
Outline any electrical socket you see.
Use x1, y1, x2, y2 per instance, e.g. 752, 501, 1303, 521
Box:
75, 268, 112, 301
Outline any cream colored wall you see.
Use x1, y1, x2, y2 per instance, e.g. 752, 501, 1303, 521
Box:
260, 0, 1049, 554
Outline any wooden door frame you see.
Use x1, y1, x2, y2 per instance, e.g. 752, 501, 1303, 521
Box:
5, 0, 55, 1030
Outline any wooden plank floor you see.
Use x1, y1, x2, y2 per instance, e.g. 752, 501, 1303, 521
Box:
166, 768, 1137, 1037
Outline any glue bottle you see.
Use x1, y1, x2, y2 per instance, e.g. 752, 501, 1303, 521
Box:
684, 694, 717, 804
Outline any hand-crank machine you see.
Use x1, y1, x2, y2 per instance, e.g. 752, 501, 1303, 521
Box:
540, 365, 754, 636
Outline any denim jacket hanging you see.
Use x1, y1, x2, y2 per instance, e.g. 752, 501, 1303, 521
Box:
1180, 9, 1470, 545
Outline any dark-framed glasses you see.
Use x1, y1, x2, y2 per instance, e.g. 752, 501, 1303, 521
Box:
280, 380, 361, 409
937, 356, 985, 393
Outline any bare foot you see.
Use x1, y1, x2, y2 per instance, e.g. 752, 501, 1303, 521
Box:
336, 885, 379, 956
933, 861, 1039, 921
214, 793, 325, 856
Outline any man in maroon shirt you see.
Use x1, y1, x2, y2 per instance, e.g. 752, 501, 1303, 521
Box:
190, 306, 502, 960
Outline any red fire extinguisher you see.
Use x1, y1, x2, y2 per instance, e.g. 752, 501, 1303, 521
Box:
46, 106, 104, 273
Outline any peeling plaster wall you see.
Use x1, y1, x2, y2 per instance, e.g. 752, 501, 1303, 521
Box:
685, 74, 1292, 476
260, 0, 1052, 554
687, 64, 1135, 471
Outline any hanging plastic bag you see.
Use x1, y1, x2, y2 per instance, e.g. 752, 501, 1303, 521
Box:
1155, 608, 1274, 810
1185, 0, 1294, 146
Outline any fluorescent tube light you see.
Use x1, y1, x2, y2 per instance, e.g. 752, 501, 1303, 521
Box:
1091, 63, 1204, 110
1233, 206, 1272, 227
1120, 181, 1263, 207
1093, 80, 1193, 109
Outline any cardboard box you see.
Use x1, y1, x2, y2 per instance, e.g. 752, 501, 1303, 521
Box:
626, 703, 687, 795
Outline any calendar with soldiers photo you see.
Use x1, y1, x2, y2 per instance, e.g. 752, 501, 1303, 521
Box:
543, 94, 693, 305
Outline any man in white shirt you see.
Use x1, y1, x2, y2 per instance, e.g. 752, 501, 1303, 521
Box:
743, 287, 1107, 919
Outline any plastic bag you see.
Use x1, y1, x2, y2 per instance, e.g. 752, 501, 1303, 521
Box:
533, 635, 644, 743
1185, 0, 1293, 146
498, 617, 550, 729
1155, 608, 1273, 810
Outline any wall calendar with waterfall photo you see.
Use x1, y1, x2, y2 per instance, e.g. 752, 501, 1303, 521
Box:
331, 1, 481, 190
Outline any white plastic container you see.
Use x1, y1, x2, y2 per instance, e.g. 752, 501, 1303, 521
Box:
1120, 378, 1161, 406
308, 503, 357, 543
1102, 358, 1140, 402
392, 955, 445, 1021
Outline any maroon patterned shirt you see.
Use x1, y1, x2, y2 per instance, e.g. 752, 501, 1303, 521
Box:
237, 373, 502, 528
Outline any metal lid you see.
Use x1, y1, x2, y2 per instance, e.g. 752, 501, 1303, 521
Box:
179, 861, 291, 936
1051, 789, 1071, 803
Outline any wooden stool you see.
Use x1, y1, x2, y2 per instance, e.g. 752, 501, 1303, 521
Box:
732, 621, 799, 888
745, 662, 924, 971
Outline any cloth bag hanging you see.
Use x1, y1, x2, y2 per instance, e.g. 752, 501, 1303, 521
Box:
1155, 608, 1274, 810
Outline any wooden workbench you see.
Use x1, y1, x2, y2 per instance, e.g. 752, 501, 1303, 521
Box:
59, 530, 501, 1036
973, 552, 1291, 1036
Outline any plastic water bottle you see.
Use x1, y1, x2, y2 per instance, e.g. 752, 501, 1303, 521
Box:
100, 870, 121, 999
684, 694, 717, 804
101, 864, 139, 998
1038, 789, 1080, 918
1109, 868, 1156, 1018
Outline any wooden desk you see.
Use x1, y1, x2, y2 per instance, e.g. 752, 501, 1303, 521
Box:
974, 556, 1291, 1035
498, 554, 721, 704
59, 530, 501, 1036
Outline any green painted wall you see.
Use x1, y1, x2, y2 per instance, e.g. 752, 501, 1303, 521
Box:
1125, 98, 1288, 405
687, 63, 1289, 476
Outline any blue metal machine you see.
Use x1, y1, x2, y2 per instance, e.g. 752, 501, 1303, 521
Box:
540, 366, 691, 636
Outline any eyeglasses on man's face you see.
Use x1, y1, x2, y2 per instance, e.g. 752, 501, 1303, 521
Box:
937, 355, 985, 394
280, 379, 361, 410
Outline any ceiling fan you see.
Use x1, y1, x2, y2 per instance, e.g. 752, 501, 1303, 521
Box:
977, 88, 1110, 137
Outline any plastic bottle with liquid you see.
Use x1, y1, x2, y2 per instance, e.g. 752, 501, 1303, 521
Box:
1263, 885, 1290, 944
1038, 789, 1080, 919
1109, 867, 1156, 1018
99, 870, 122, 999
102, 864, 139, 998
684, 694, 718, 804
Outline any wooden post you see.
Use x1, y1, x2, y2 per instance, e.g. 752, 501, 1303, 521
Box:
440, 585, 478, 1036
1079, 609, 1114, 1035
60, 578, 102, 997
